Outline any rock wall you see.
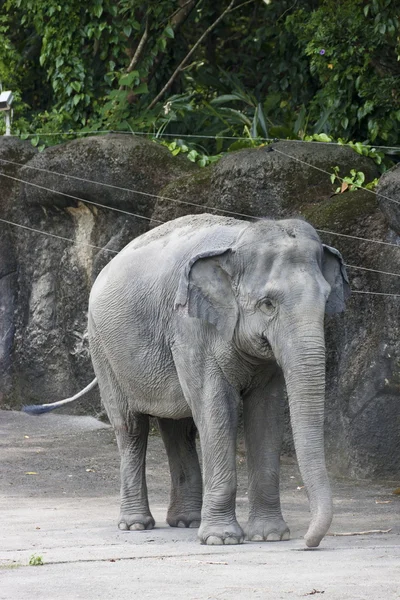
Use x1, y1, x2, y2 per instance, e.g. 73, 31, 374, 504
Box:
0, 134, 399, 478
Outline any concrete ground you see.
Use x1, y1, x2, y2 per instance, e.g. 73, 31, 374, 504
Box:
0, 409, 399, 600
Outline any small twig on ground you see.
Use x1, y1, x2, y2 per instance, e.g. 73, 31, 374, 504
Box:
184, 560, 228, 565
327, 528, 392, 536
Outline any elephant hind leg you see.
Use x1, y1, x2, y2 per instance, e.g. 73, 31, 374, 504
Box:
90, 331, 154, 531
116, 412, 155, 531
158, 417, 202, 529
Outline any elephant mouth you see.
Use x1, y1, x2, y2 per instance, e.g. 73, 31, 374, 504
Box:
260, 333, 272, 352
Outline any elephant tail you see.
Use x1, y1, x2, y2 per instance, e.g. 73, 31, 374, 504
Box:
22, 378, 98, 415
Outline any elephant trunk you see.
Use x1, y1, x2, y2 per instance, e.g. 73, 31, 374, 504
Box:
279, 323, 332, 548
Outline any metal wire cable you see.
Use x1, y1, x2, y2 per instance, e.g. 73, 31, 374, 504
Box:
0, 158, 251, 220
2, 203, 399, 298
313, 229, 400, 250
1, 155, 400, 251
345, 264, 400, 278
272, 147, 400, 206
7, 129, 400, 151
0, 171, 164, 225
0, 216, 118, 254
1, 213, 399, 298
2, 160, 400, 281
351, 290, 400, 298
1, 147, 400, 295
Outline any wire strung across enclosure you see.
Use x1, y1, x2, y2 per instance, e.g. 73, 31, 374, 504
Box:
1, 141, 399, 298
271, 147, 400, 206
1, 155, 400, 249
6, 130, 400, 151
0, 171, 164, 224
1, 211, 399, 298
0, 216, 118, 254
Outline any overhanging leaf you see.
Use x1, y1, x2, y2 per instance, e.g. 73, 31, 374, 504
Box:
132, 82, 149, 95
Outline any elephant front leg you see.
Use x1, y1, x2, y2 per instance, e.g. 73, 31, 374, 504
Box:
197, 399, 244, 546
243, 370, 290, 542
115, 413, 155, 531
158, 417, 202, 528
173, 350, 244, 545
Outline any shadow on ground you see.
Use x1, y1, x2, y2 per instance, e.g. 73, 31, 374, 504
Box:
0, 410, 399, 600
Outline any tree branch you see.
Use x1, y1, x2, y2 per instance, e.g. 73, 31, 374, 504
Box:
119, 17, 149, 90
230, 0, 256, 13
148, 0, 236, 110
168, 0, 197, 27
143, 2, 199, 93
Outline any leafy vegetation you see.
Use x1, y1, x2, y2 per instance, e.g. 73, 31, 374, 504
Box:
28, 554, 44, 566
0, 0, 399, 155
330, 166, 379, 193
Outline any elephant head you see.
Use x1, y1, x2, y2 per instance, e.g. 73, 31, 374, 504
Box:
175, 218, 350, 547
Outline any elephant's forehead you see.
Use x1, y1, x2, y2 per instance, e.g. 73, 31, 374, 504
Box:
237, 234, 322, 266
250, 217, 320, 240
235, 234, 323, 296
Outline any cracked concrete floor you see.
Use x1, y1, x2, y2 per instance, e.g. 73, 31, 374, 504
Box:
0, 409, 399, 600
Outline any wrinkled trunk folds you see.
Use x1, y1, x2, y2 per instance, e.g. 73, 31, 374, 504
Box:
280, 325, 332, 547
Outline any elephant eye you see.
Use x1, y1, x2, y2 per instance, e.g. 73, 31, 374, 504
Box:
260, 297, 276, 315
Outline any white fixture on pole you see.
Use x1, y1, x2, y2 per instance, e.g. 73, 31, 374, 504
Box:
0, 90, 14, 135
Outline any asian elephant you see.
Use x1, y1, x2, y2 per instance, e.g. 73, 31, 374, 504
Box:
24, 213, 350, 547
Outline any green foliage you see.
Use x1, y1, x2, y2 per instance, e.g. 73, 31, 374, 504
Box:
304, 132, 386, 166
29, 554, 44, 566
159, 139, 222, 166
0, 0, 398, 151
287, 0, 400, 144
330, 165, 379, 193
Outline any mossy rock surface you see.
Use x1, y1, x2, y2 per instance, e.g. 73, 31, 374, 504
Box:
0, 138, 37, 207
0, 135, 399, 478
376, 163, 400, 234
152, 141, 381, 226
302, 190, 378, 230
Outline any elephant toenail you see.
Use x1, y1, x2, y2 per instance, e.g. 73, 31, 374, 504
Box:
118, 522, 129, 530
206, 536, 224, 545
177, 521, 186, 528
129, 523, 145, 531
224, 536, 238, 545
266, 532, 280, 541
251, 534, 263, 541
189, 521, 200, 528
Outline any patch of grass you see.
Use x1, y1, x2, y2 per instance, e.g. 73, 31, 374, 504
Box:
29, 554, 44, 566
0, 562, 23, 570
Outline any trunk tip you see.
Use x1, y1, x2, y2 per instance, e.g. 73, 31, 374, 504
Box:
304, 534, 322, 548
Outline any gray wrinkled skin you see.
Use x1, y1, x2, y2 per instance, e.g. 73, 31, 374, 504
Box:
88, 214, 349, 547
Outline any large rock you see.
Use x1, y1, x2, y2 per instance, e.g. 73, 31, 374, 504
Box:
1, 135, 194, 413
0, 135, 399, 478
155, 142, 399, 478
376, 163, 400, 234
0, 139, 38, 406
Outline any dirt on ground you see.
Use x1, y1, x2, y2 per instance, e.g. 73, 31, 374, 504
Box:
0, 409, 399, 600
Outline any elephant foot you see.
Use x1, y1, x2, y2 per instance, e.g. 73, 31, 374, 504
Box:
245, 517, 290, 542
199, 521, 244, 545
118, 513, 155, 531
167, 510, 201, 529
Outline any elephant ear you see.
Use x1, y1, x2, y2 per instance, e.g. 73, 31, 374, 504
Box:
322, 244, 351, 314
174, 248, 238, 341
